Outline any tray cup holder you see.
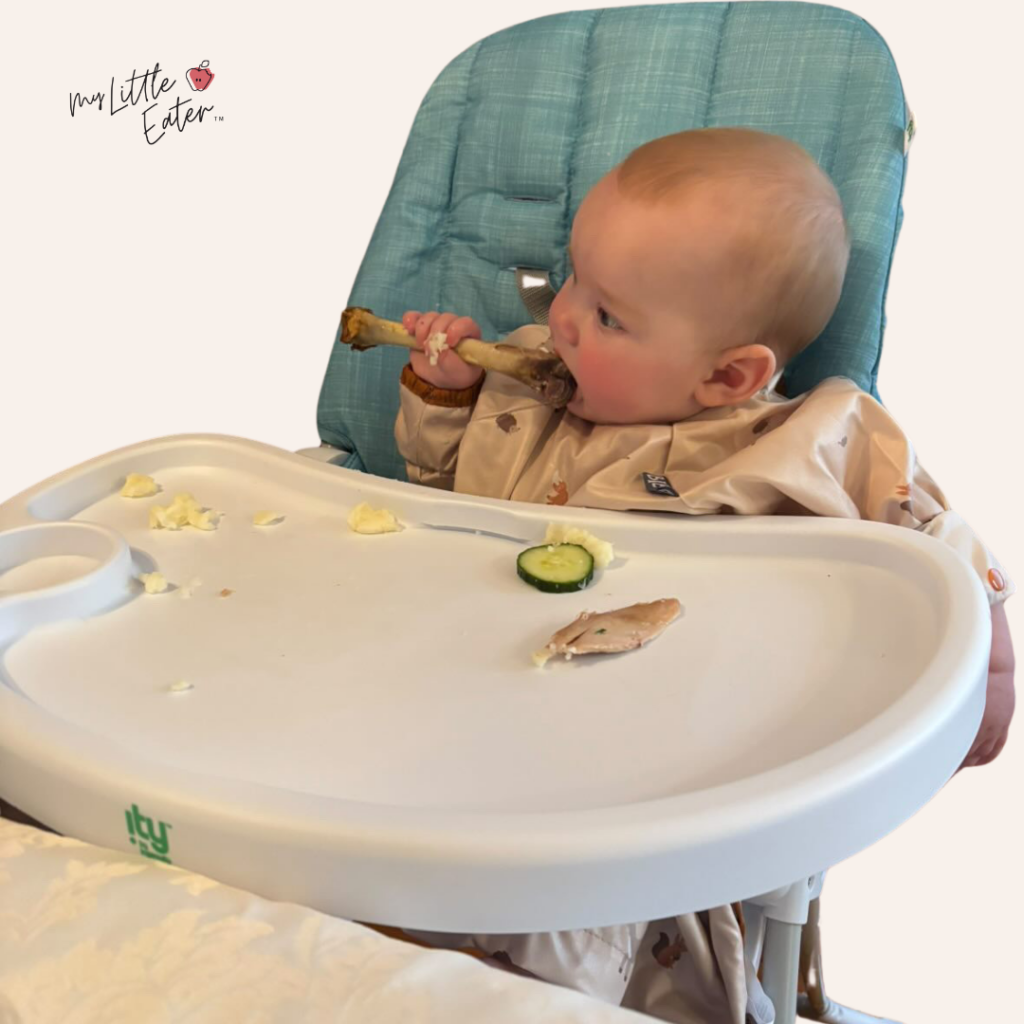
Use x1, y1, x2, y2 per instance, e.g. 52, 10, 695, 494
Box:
0, 522, 135, 645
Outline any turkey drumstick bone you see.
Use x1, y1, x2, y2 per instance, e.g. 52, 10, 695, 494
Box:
339, 307, 577, 409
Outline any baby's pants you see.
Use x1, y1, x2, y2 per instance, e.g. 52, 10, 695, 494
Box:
406, 906, 775, 1024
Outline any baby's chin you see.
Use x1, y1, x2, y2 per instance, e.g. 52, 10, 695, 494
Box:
566, 394, 686, 426
565, 395, 624, 425
565, 388, 647, 425
565, 393, 591, 420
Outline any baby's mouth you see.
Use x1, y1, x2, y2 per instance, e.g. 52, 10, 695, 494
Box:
543, 334, 579, 407
543, 361, 577, 407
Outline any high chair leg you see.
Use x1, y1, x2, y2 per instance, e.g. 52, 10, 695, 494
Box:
796, 897, 901, 1024
761, 917, 803, 1024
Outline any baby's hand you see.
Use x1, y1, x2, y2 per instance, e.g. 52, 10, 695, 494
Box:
402, 310, 484, 391
959, 663, 1015, 769
958, 603, 1015, 771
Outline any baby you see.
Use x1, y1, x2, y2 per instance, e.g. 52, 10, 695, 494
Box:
392, 128, 1016, 1024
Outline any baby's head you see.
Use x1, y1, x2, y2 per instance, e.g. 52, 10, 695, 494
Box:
548, 127, 850, 424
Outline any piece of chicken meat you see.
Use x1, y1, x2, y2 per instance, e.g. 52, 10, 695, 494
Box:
532, 598, 682, 667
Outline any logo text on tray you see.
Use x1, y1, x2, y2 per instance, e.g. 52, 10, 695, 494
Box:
125, 802, 174, 863
69, 61, 222, 145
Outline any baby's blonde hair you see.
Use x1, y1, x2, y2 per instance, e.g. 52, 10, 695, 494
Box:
616, 128, 850, 368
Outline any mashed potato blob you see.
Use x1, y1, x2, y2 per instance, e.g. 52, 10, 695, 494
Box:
347, 502, 403, 534
149, 492, 220, 532
543, 523, 614, 568
121, 473, 159, 498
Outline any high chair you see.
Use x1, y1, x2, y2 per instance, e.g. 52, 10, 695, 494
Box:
306, 3, 916, 1021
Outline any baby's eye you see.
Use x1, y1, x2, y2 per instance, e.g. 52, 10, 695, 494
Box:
597, 306, 622, 330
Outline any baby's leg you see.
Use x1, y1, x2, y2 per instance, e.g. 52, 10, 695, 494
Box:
402, 925, 644, 1004
623, 909, 772, 1024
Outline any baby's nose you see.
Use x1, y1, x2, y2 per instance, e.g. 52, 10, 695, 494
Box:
549, 294, 579, 347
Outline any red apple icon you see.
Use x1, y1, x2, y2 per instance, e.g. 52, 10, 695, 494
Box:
187, 60, 215, 91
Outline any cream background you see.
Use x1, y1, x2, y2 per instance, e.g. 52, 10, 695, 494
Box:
1, 2, 1020, 1022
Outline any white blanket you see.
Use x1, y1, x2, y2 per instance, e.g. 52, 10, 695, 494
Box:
0, 818, 649, 1023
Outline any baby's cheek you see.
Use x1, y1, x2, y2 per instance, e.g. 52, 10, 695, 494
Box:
577, 351, 617, 399
579, 350, 647, 419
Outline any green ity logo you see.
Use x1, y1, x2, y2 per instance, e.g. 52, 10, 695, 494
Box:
124, 803, 173, 864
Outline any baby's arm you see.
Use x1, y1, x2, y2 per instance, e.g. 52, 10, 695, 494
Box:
394, 310, 485, 490
959, 603, 1015, 770
826, 390, 1016, 769
901, 494, 1015, 770
902, 485, 1016, 770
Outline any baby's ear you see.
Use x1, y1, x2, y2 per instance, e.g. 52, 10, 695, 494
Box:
696, 344, 777, 408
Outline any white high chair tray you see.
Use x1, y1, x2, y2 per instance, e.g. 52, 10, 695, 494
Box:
0, 435, 990, 932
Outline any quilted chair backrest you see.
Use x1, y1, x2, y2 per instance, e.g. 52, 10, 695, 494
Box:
317, 1, 912, 480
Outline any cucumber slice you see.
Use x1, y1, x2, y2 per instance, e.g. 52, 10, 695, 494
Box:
517, 543, 594, 593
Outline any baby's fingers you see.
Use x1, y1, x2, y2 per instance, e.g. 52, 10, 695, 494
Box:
415, 311, 458, 347
401, 310, 443, 343
444, 316, 482, 347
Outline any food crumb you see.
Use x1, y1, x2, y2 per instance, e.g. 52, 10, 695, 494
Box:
121, 473, 159, 498
426, 332, 450, 366
137, 571, 169, 594
168, 680, 193, 694
253, 510, 284, 526
188, 507, 218, 531
219, 588, 234, 598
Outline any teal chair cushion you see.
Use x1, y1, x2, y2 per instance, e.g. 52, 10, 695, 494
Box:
317, 1, 911, 480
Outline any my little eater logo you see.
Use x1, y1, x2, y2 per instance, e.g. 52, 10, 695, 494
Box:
69, 60, 221, 145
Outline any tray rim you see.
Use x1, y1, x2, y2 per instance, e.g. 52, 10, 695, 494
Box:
0, 433, 992, 927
